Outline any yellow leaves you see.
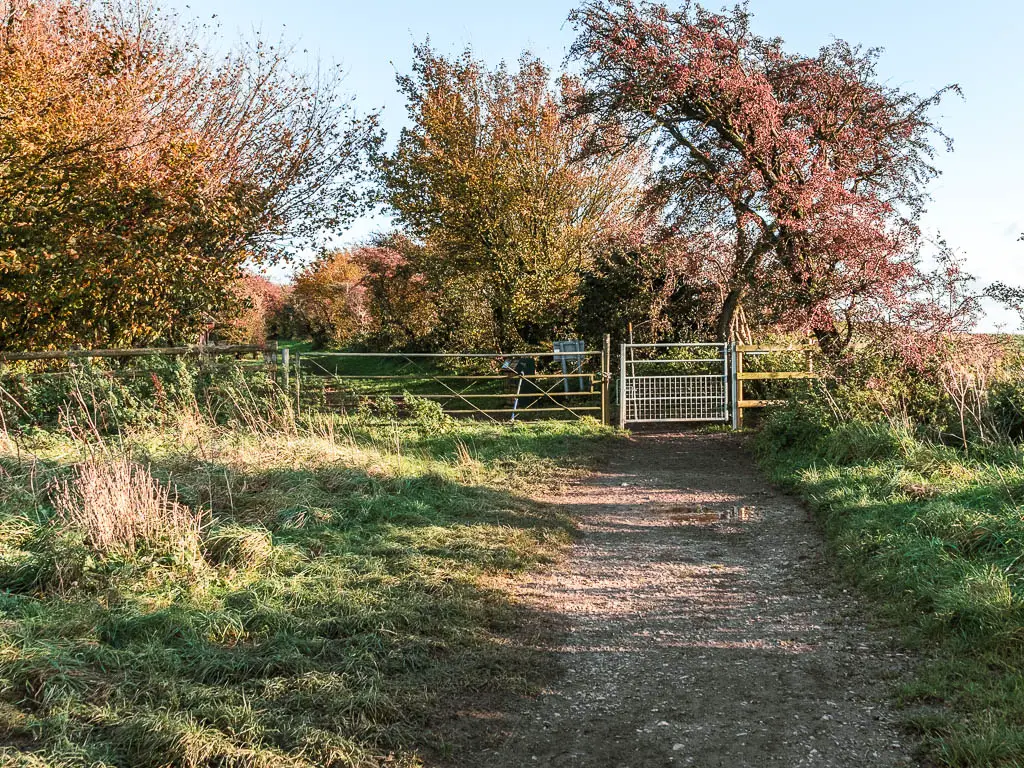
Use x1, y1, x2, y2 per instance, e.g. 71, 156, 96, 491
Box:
0, 250, 23, 270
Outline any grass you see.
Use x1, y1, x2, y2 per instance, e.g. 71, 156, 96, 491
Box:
0, 416, 620, 767
756, 415, 1024, 767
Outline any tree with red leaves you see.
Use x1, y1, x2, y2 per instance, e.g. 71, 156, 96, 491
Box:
569, 0, 957, 351
216, 273, 287, 345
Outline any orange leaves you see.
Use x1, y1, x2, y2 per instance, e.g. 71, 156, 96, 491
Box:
287, 249, 369, 348
0, 0, 376, 351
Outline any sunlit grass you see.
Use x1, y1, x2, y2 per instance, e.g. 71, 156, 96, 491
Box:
758, 417, 1024, 767
0, 417, 619, 767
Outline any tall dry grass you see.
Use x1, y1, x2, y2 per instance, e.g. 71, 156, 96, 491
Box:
51, 457, 203, 556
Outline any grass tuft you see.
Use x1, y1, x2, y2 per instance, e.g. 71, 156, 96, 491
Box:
203, 524, 274, 570
52, 456, 204, 558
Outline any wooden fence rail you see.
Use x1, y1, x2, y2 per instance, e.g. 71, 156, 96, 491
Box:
0, 344, 272, 362
733, 344, 816, 428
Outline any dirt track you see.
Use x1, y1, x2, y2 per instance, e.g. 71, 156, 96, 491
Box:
463, 432, 916, 767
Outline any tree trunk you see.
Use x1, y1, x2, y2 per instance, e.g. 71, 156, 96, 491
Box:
812, 323, 852, 360
716, 220, 763, 342
491, 300, 512, 353
716, 284, 745, 342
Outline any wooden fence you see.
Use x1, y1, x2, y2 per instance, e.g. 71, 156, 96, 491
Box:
732, 344, 816, 428
0, 344, 274, 362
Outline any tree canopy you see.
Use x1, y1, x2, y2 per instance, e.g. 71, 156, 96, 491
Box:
0, 0, 378, 350
0, 0, 988, 354
379, 44, 648, 349
569, 0, 957, 349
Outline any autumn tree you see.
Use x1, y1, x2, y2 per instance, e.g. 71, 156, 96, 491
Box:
379, 45, 648, 350
351, 237, 439, 350
0, 0, 378, 351
215, 273, 286, 345
287, 250, 368, 349
569, 0, 955, 350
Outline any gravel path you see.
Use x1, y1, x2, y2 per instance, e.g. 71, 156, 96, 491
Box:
467, 432, 916, 767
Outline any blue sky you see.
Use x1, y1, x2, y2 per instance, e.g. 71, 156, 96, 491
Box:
169, 0, 1023, 329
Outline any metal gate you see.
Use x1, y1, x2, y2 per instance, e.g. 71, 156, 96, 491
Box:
619, 342, 731, 425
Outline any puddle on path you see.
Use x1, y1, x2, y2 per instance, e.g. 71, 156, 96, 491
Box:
665, 505, 758, 524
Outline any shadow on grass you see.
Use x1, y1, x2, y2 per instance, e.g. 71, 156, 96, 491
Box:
0, 447, 589, 767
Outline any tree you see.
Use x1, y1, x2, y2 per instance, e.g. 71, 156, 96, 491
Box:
379, 44, 647, 350
0, 0, 378, 350
215, 273, 286, 345
288, 250, 368, 349
351, 238, 439, 350
569, 0, 955, 350
577, 224, 722, 345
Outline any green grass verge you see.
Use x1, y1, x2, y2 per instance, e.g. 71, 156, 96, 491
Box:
0, 419, 620, 767
756, 414, 1024, 767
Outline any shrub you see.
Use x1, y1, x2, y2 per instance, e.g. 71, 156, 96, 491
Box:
215, 273, 286, 345
990, 378, 1024, 442
353, 240, 439, 350
0, 356, 201, 432
374, 395, 400, 422
0, 358, 294, 436
287, 249, 368, 348
577, 229, 718, 347
756, 396, 833, 454
403, 392, 453, 430
351, 393, 454, 429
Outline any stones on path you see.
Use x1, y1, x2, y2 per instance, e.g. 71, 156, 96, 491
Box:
469, 433, 915, 768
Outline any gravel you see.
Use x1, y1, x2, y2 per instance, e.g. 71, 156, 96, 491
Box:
460, 431, 917, 768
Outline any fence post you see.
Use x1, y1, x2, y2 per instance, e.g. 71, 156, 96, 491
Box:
730, 343, 739, 430
293, 351, 301, 412
736, 347, 745, 430
281, 347, 290, 390
618, 343, 627, 428
601, 334, 611, 426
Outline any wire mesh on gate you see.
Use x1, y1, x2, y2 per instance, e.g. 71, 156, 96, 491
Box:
624, 375, 727, 422
620, 343, 730, 424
